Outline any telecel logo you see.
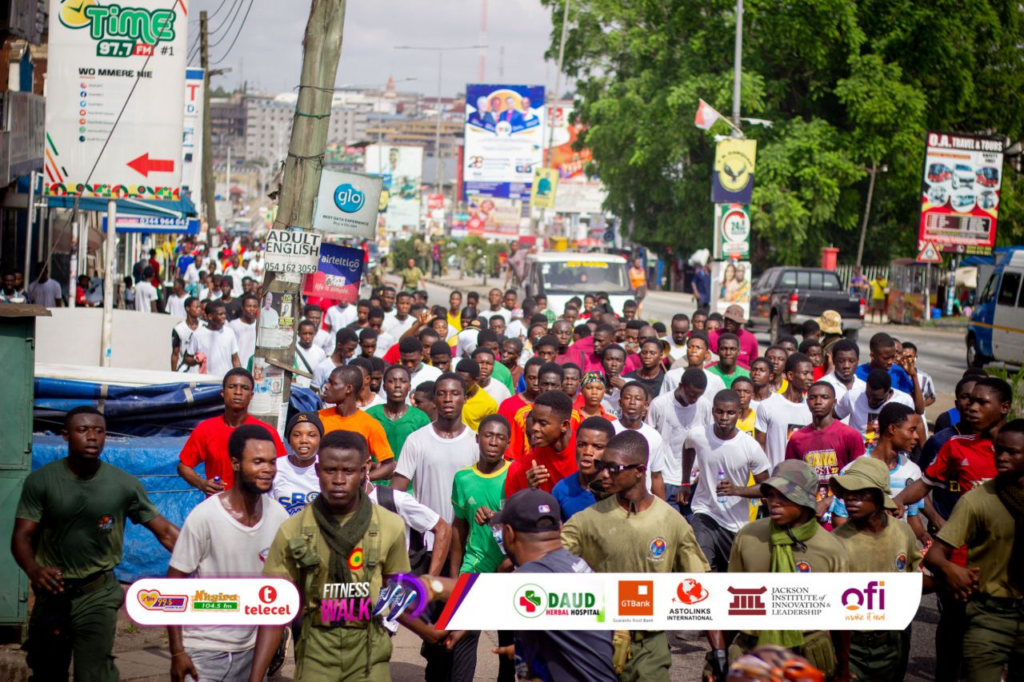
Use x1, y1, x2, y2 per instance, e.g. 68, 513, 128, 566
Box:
842, 580, 885, 611
334, 184, 365, 213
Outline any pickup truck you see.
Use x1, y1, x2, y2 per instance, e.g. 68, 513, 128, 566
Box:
746, 267, 865, 342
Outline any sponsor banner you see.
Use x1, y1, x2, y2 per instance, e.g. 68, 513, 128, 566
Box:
102, 215, 199, 234
45, 0, 188, 199
303, 243, 364, 303
436, 572, 922, 631
126, 578, 299, 626
312, 169, 383, 238
530, 168, 558, 209
555, 180, 606, 214
716, 203, 751, 260
711, 139, 757, 204
182, 68, 204, 200
365, 144, 422, 233
466, 195, 522, 239
264, 229, 322, 274
464, 84, 545, 202
918, 131, 1002, 254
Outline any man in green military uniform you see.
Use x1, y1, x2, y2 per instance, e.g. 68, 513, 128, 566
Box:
400, 257, 426, 292
831, 456, 927, 681
562, 430, 710, 682
925, 419, 1024, 682
248, 430, 410, 682
727, 460, 850, 680
12, 407, 180, 682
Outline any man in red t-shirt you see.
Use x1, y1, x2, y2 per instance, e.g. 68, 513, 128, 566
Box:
177, 368, 286, 493
498, 358, 544, 461
785, 381, 864, 518
506, 391, 578, 495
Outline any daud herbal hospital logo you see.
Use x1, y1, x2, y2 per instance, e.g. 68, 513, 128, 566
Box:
514, 584, 547, 618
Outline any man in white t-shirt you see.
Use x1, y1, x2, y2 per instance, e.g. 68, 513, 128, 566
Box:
325, 300, 357, 333
135, 266, 159, 312
646, 367, 712, 513
820, 339, 865, 410
293, 320, 328, 389
390, 374, 478, 557
834, 368, 914, 440
228, 294, 259, 370
611, 382, 668, 499
171, 296, 204, 373
223, 256, 248, 298
398, 338, 443, 392
682, 390, 770, 571
185, 301, 240, 376
754, 352, 814, 467
383, 292, 416, 338
660, 331, 726, 400
167, 425, 288, 682
368, 474, 452, 578
472, 346, 512, 406
166, 278, 188, 318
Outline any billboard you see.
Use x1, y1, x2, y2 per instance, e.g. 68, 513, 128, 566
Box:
918, 131, 1003, 255
44, 0, 188, 199
463, 84, 545, 202
547, 102, 606, 213
303, 243, 364, 303
530, 168, 558, 209
466, 195, 522, 239
711, 139, 757, 204
365, 144, 423, 233
182, 68, 204, 202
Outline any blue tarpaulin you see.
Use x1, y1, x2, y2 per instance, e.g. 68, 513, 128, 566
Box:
32, 435, 201, 582
34, 378, 322, 437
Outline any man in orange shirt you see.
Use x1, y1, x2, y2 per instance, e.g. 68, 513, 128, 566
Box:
318, 365, 397, 481
505, 390, 578, 496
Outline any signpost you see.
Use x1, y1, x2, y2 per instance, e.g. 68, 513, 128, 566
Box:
916, 241, 942, 264
264, 229, 322, 274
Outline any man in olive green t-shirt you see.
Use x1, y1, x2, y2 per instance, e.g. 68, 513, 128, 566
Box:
562, 430, 709, 682
12, 407, 179, 682
925, 421, 1024, 682
400, 258, 426, 292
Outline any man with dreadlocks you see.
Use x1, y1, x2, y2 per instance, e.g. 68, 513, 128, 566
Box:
248, 431, 410, 681
925, 419, 1024, 682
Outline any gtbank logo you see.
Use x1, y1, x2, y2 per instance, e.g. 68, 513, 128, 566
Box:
334, 184, 365, 213
842, 580, 885, 611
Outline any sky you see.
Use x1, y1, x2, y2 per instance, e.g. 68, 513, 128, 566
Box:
188, 0, 563, 98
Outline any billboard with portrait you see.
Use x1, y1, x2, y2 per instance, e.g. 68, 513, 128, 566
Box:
546, 102, 606, 213
365, 144, 423, 234
466, 195, 523, 240
716, 260, 752, 318
464, 84, 545, 203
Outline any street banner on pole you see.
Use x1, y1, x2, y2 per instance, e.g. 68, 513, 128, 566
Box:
312, 170, 383, 238
303, 243, 364, 302
44, 0, 188, 198
530, 168, 558, 209
265, 229, 322, 274
918, 131, 1003, 256
711, 139, 757, 204
715, 203, 751, 260
182, 67, 204, 201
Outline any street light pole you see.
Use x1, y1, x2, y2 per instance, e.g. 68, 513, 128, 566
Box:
856, 162, 887, 268
732, 0, 743, 133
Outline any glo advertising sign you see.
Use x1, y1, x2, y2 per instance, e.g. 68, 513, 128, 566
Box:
312, 169, 383, 238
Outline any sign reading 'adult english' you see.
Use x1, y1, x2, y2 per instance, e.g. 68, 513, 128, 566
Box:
264, 229, 322, 274
312, 169, 383, 238
303, 243, 364, 303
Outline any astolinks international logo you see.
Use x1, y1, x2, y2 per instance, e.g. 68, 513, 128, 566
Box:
334, 184, 365, 213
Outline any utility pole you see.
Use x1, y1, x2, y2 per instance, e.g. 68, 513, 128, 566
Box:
732, 0, 743, 134
856, 162, 886, 268
200, 12, 216, 236
250, 0, 350, 433
544, 0, 571, 237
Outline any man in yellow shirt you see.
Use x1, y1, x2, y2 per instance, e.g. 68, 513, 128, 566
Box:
455, 358, 498, 432
869, 275, 887, 324
446, 290, 462, 333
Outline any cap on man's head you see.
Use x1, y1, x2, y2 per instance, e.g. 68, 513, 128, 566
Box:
817, 310, 843, 335
491, 489, 561, 533
829, 457, 897, 510
760, 460, 818, 510
724, 304, 746, 325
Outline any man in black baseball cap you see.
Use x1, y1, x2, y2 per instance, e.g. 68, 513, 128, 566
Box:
490, 489, 617, 681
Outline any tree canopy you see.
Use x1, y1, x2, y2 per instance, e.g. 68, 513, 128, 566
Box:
543, 0, 1024, 267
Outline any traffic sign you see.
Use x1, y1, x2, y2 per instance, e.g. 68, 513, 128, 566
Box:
43, 0, 188, 199
916, 241, 942, 263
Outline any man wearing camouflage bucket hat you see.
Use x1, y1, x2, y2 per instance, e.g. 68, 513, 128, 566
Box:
831, 456, 926, 681
726, 461, 850, 679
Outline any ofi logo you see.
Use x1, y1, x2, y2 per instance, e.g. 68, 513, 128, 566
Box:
842, 580, 885, 611
334, 184, 365, 213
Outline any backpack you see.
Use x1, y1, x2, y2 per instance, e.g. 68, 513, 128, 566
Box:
375, 485, 431, 575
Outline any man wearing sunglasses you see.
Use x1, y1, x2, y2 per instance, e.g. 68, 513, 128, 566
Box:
562, 430, 709, 681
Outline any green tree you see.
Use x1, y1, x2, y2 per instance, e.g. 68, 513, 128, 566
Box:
544, 0, 1024, 266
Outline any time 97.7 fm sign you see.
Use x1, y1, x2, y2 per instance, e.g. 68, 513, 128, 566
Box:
919, 131, 1004, 255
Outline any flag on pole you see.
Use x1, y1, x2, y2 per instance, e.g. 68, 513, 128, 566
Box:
695, 99, 723, 130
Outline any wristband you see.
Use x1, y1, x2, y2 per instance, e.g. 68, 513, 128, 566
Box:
679, 482, 691, 487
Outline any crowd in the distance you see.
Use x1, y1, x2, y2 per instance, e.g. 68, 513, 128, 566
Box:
14, 273, 1023, 682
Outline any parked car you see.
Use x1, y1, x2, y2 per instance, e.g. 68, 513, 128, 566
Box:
952, 164, 975, 189
747, 267, 864, 342
976, 167, 1000, 188
968, 249, 1024, 367
926, 163, 952, 184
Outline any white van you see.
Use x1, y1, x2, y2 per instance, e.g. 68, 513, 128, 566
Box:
968, 249, 1024, 367
523, 252, 633, 315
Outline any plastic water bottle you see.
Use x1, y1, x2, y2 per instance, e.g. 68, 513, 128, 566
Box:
213, 476, 222, 486
717, 469, 727, 505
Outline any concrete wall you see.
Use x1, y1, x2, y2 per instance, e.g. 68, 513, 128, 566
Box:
36, 308, 182, 372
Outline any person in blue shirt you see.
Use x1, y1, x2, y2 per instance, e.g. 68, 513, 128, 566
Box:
691, 263, 712, 308
552, 416, 613, 520
854, 333, 922, 412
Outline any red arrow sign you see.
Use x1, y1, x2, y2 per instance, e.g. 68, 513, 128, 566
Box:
127, 153, 175, 177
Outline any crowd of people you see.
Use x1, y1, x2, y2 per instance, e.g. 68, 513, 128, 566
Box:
12, 273, 1024, 682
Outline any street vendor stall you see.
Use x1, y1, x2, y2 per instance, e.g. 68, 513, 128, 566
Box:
887, 258, 937, 324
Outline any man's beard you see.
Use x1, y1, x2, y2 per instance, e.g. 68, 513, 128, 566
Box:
239, 476, 267, 496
